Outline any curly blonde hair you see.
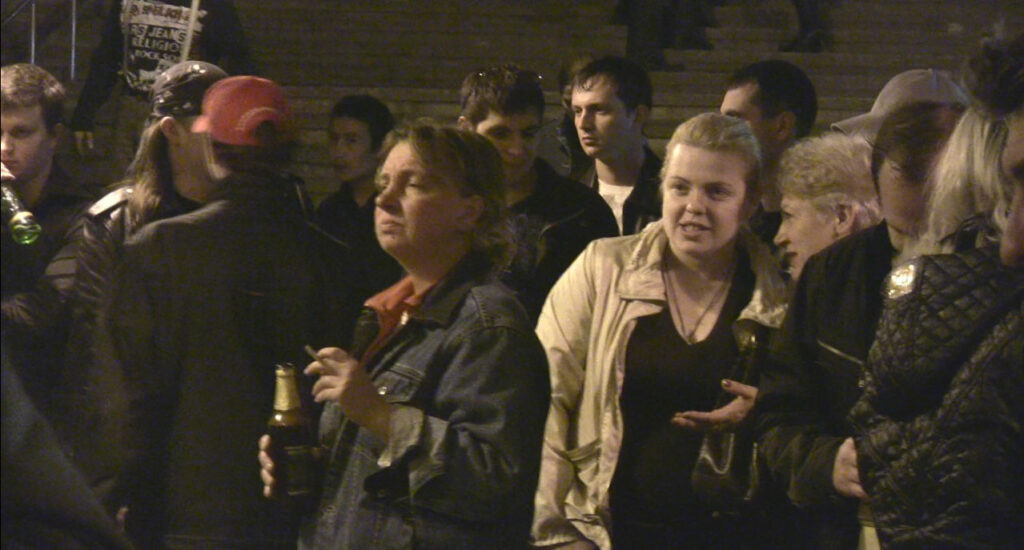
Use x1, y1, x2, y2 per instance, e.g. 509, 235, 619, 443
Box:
778, 133, 881, 231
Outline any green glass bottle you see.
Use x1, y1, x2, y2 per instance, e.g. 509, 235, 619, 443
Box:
2, 183, 42, 245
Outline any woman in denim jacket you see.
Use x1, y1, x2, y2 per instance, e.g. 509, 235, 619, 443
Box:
260, 122, 550, 549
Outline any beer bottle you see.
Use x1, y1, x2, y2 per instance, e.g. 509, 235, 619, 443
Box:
1, 182, 42, 245
267, 363, 317, 499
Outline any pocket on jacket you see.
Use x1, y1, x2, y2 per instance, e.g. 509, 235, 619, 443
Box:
373, 362, 424, 404
565, 439, 601, 485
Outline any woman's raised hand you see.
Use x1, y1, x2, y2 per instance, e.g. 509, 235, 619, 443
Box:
672, 379, 758, 431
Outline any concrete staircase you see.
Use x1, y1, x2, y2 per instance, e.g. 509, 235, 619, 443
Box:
9, 0, 1023, 199
232, 0, 1020, 198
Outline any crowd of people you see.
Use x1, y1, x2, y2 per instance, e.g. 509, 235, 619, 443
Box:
1, 6, 1021, 549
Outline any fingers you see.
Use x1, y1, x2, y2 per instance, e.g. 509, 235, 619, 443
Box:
671, 412, 700, 430
832, 438, 869, 500
849, 481, 868, 501
677, 410, 717, 424
304, 347, 353, 377
261, 469, 275, 498
721, 379, 758, 399
258, 435, 275, 498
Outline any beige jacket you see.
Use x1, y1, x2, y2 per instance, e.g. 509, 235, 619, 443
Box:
530, 222, 788, 549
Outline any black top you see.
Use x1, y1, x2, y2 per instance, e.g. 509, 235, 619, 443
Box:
611, 253, 754, 525
1, 164, 97, 417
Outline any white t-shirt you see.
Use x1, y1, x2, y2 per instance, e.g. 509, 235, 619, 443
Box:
597, 178, 634, 234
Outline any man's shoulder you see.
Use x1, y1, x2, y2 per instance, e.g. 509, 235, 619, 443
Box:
87, 187, 131, 218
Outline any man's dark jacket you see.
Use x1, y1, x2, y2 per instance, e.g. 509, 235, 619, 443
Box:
505, 159, 619, 320
104, 173, 358, 548
1, 164, 97, 416
579, 145, 662, 236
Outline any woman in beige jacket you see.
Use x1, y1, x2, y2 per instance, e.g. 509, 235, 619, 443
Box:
531, 113, 788, 549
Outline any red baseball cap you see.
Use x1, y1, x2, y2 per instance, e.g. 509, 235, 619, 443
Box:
191, 76, 290, 146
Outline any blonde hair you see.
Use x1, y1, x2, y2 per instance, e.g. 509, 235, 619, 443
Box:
379, 121, 513, 270
904, 107, 1009, 258
661, 112, 763, 200
778, 133, 881, 231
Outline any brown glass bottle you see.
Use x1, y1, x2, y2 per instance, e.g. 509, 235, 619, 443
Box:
267, 363, 317, 499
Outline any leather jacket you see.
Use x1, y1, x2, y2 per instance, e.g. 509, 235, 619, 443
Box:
504, 159, 619, 320
849, 246, 1024, 549
579, 146, 663, 236
754, 224, 894, 549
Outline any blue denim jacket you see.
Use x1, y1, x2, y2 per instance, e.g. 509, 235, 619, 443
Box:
300, 256, 550, 549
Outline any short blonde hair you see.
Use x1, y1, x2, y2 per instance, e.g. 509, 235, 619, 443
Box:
661, 112, 762, 200
380, 121, 513, 270
778, 133, 881, 229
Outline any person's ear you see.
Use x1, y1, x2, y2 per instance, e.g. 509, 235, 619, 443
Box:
632, 104, 650, 128
158, 116, 183, 142
833, 202, 856, 238
773, 111, 797, 143
456, 116, 474, 132
455, 195, 485, 232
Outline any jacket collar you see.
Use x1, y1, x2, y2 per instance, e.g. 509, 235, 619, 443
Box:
409, 252, 494, 327
34, 163, 96, 211
616, 222, 789, 328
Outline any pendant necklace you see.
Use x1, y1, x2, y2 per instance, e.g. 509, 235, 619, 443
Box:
663, 263, 733, 344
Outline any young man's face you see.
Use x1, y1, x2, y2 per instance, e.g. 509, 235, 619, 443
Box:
571, 76, 645, 163
720, 82, 787, 163
328, 116, 378, 186
470, 109, 541, 186
1, 104, 59, 193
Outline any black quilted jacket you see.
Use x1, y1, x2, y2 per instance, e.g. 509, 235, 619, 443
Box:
849, 246, 1024, 549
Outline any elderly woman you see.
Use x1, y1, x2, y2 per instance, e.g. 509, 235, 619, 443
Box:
260, 122, 550, 549
531, 113, 788, 549
773, 133, 881, 280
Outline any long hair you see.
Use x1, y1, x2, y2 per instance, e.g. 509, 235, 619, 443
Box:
122, 117, 192, 228
379, 121, 513, 271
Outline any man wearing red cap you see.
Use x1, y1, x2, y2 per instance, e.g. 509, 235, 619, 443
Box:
103, 75, 359, 548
